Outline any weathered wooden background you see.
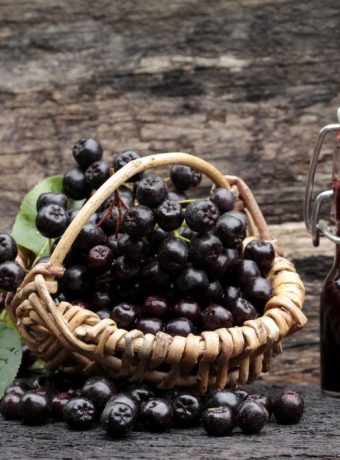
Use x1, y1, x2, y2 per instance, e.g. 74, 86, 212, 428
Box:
2, 1, 340, 457
1, 0, 340, 230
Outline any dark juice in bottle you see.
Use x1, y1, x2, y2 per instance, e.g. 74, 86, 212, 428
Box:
320, 177, 340, 396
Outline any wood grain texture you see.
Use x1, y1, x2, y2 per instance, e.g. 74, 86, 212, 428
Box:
0, 0, 340, 230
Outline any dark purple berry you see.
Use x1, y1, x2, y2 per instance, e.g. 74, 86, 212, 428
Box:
111, 256, 140, 282
82, 377, 116, 412
75, 223, 107, 251
228, 297, 258, 326
246, 393, 272, 416
4, 380, 30, 397
0, 393, 21, 419
141, 259, 171, 289
85, 161, 110, 189
164, 317, 194, 337
167, 189, 188, 201
234, 388, 249, 401
60, 265, 94, 298
202, 304, 233, 330
244, 240, 275, 275
189, 233, 222, 268
103, 393, 139, 420
91, 290, 113, 311
125, 384, 155, 405
171, 299, 201, 323
185, 200, 219, 233
63, 397, 96, 429
36, 204, 69, 238
170, 165, 202, 191
136, 173, 168, 208
206, 390, 241, 412
202, 406, 235, 436
204, 280, 224, 304
102, 402, 136, 438
158, 237, 189, 272
63, 166, 91, 200
144, 295, 170, 319
72, 138, 103, 170
51, 392, 72, 420
156, 200, 184, 231
36, 192, 68, 211
19, 391, 50, 425
112, 150, 142, 182
0, 261, 25, 291
97, 309, 111, 319
118, 234, 149, 262
237, 400, 269, 434
210, 188, 236, 213
242, 277, 273, 312
224, 286, 241, 309
175, 267, 209, 297
272, 391, 304, 424
106, 234, 122, 257
122, 205, 155, 237
148, 227, 171, 254
136, 317, 163, 335
19, 344, 37, 371
206, 251, 235, 279
87, 245, 113, 273
229, 259, 261, 287
140, 398, 173, 431
214, 212, 247, 248
172, 393, 203, 427
111, 302, 141, 329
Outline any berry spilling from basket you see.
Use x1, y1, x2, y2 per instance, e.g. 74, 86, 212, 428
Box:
0, 374, 304, 437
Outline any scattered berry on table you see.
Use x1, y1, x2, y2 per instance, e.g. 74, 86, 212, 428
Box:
236, 400, 269, 434
202, 406, 235, 436
63, 397, 96, 430
272, 391, 304, 424
19, 391, 50, 425
140, 398, 174, 431
102, 402, 136, 438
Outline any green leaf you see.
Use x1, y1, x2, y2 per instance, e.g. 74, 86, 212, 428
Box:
11, 176, 64, 256
0, 323, 22, 398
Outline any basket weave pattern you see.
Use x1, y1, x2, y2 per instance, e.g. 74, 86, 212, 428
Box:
6, 153, 307, 392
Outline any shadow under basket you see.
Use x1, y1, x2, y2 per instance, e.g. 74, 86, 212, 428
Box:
6, 153, 307, 393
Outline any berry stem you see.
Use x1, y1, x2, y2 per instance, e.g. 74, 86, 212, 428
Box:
177, 199, 197, 204
173, 229, 190, 243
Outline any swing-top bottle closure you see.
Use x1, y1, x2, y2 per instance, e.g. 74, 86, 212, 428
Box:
304, 108, 340, 247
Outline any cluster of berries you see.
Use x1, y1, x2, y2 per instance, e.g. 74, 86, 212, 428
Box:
30, 138, 276, 338
1, 372, 304, 437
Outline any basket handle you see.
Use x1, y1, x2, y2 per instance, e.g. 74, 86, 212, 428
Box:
50, 152, 271, 267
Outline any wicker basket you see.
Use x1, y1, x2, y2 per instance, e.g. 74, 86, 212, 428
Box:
6, 153, 307, 393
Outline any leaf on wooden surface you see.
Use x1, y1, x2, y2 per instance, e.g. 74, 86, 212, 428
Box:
0, 323, 22, 398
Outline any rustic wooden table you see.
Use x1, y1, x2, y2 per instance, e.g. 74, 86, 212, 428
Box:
1, 228, 338, 460
1, 0, 340, 458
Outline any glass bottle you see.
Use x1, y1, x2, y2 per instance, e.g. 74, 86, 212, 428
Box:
304, 114, 340, 397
